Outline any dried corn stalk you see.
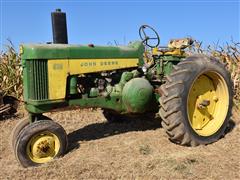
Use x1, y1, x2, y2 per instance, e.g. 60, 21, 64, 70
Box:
0, 41, 23, 100
189, 40, 240, 107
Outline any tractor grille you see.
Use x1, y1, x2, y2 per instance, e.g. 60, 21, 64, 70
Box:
27, 60, 49, 100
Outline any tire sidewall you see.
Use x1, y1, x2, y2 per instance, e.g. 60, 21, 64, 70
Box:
11, 118, 30, 149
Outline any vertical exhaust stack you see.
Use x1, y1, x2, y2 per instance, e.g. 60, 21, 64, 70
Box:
51, 9, 68, 44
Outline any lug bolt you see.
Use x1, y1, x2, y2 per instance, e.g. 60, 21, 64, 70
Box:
213, 96, 219, 102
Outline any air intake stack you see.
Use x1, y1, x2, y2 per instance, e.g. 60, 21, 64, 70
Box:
51, 9, 68, 44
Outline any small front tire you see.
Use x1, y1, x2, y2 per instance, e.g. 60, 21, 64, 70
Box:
14, 120, 68, 167
11, 115, 52, 150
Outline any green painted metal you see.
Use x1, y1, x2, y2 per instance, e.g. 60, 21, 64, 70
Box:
69, 76, 78, 95
21, 41, 145, 65
119, 72, 134, 87
23, 59, 48, 102
162, 57, 184, 75
25, 100, 67, 114
69, 96, 124, 112
122, 78, 153, 113
25, 95, 125, 114
89, 88, 99, 97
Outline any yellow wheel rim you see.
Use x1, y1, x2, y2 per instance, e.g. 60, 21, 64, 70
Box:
187, 71, 229, 136
26, 131, 60, 164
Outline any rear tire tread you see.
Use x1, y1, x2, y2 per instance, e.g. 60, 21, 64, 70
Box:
159, 55, 233, 146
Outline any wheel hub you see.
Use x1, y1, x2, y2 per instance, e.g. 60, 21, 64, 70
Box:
197, 99, 210, 109
27, 132, 60, 163
32, 136, 55, 158
187, 72, 229, 136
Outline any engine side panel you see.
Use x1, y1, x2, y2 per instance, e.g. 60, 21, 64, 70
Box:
47, 58, 139, 100
68, 58, 139, 74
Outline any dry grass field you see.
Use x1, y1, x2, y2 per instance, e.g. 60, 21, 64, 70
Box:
0, 107, 239, 179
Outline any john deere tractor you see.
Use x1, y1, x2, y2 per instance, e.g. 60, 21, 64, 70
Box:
11, 9, 233, 167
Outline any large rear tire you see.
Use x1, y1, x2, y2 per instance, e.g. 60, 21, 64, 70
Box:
159, 55, 233, 146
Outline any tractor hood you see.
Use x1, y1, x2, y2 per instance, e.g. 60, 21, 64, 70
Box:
20, 41, 144, 63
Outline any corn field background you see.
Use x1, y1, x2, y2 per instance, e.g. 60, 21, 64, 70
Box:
0, 40, 239, 107
0, 41, 22, 100
190, 40, 240, 107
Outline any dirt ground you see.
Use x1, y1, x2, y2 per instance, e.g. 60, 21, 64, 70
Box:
0, 106, 239, 180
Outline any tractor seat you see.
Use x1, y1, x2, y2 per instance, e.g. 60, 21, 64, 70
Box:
168, 38, 194, 49
152, 38, 193, 56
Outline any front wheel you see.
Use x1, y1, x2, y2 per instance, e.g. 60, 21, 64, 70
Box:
11, 115, 52, 150
14, 120, 68, 167
159, 55, 233, 146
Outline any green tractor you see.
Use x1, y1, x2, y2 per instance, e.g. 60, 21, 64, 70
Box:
12, 9, 233, 167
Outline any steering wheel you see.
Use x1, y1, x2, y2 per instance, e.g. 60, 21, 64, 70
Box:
139, 25, 160, 48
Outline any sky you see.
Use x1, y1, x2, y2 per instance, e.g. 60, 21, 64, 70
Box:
0, 0, 239, 51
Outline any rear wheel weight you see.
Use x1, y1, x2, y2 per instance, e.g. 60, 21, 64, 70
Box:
14, 120, 68, 167
159, 55, 233, 146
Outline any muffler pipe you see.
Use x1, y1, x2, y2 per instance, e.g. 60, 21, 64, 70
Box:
51, 9, 68, 44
